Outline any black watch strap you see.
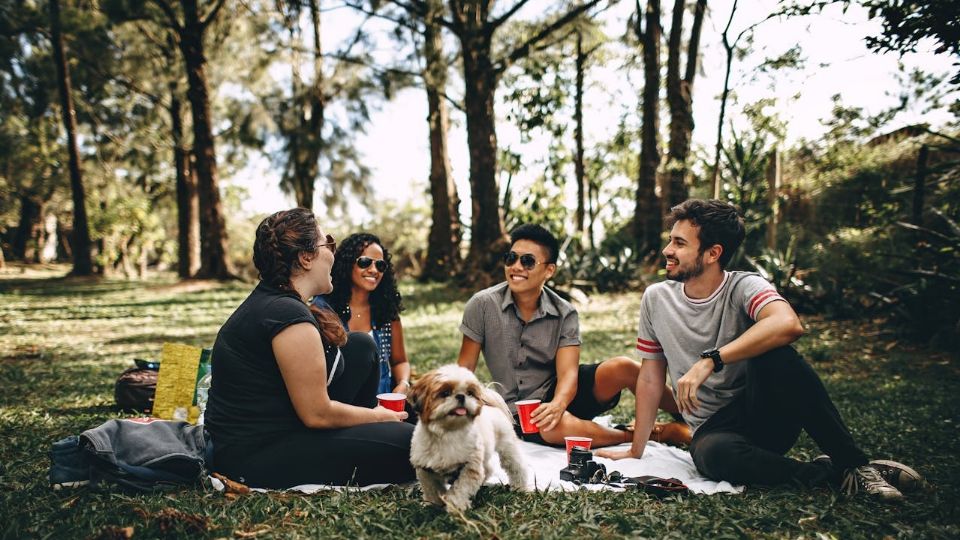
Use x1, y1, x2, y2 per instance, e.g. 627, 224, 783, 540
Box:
701, 349, 724, 372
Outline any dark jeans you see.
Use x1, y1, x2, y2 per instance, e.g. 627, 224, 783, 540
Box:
214, 332, 415, 488
689, 346, 868, 486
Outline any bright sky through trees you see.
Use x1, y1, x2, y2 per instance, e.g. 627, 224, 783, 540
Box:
232, 1, 956, 219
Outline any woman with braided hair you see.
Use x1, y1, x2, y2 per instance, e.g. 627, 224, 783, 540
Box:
312, 233, 411, 398
205, 208, 415, 488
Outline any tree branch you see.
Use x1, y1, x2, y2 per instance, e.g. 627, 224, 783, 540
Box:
487, 0, 532, 33
200, 0, 228, 29
925, 128, 960, 146
343, 1, 420, 31
497, 0, 604, 73
148, 0, 183, 33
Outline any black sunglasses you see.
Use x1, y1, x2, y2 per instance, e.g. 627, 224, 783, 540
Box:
502, 251, 548, 270
356, 256, 388, 273
318, 234, 337, 254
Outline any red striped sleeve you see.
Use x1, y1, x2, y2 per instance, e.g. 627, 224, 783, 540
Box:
636, 337, 663, 354
748, 289, 784, 319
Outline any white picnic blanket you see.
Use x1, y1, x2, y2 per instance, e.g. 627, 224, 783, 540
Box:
491, 439, 743, 495
210, 439, 743, 495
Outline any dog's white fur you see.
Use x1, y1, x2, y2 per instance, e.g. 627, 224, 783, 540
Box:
408, 365, 528, 513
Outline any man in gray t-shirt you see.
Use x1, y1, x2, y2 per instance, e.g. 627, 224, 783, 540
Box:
458, 224, 690, 448
598, 199, 919, 502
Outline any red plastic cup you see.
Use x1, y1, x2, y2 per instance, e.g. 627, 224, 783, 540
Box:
564, 436, 593, 462
515, 399, 541, 434
377, 393, 406, 412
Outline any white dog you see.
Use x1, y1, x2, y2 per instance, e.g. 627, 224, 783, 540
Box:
408, 365, 528, 513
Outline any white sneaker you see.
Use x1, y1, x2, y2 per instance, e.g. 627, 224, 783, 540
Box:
841, 465, 903, 501
869, 459, 924, 493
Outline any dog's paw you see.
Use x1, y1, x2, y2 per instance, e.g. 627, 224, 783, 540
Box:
441, 493, 472, 514
423, 493, 444, 507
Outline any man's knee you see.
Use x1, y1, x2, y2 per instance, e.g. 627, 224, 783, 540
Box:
596, 356, 639, 385
691, 433, 747, 481
752, 346, 816, 381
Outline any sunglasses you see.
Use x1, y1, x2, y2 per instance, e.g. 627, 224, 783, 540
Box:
502, 251, 549, 270
356, 256, 387, 273
318, 234, 337, 254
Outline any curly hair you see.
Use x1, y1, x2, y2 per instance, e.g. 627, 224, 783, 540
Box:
326, 232, 404, 326
253, 208, 320, 290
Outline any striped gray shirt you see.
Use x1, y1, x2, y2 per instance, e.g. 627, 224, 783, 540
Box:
460, 282, 581, 411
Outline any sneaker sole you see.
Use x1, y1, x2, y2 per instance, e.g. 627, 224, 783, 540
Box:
870, 459, 923, 492
52, 480, 89, 490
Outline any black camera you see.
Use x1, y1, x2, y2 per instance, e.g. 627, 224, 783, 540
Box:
560, 446, 607, 483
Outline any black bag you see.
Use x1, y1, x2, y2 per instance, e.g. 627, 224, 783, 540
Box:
115, 364, 159, 413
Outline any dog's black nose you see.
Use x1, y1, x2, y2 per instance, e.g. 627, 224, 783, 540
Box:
455, 393, 465, 405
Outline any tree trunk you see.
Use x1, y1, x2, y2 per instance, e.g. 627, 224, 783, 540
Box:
304, 0, 325, 209
711, 0, 738, 200
170, 86, 200, 278
178, 0, 232, 279
288, 0, 325, 209
912, 144, 928, 226
460, 30, 509, 280
574, 29, 586, 240
634, 0, 662, 258
12, 195, 42, 261
50, 0, 95, 276
765, 147, 780, 249
665, 0, 706, 216
421, 0, 462, 282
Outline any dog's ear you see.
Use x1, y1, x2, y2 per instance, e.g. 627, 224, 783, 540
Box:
407, 378, 426, 414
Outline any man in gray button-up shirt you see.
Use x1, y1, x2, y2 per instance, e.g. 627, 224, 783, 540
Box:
458, 224, 682, 448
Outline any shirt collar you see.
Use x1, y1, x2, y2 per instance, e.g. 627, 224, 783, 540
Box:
498, 283, 560, 318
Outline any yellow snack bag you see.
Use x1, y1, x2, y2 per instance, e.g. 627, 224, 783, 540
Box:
152, 343, 203, 423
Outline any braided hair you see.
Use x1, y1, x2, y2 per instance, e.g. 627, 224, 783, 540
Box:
326, 232, 404, 326
253, 208, 320, 290
253, 208, 346, 346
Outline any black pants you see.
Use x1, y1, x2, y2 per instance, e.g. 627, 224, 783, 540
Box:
689, 346, 868, 486
215, 332, 415, 488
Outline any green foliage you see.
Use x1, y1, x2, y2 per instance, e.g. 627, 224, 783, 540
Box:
353, 193, 432, 277
1, 274, 958, 538
780, 1, 960, 82
783, 124, 960, 347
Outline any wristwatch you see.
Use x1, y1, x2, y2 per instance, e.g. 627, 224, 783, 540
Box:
700, 348, 724, 373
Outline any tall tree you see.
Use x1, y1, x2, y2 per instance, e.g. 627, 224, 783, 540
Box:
663, 0, 705, 215
150, 0, 232, 279
710, 0, 740, 198
420, 0, 462, 281
166, 42, 200, 278
49, 0, 95, 275
634, 0, 662, 258
446, 0, 605, 281
275, 0, 325, 209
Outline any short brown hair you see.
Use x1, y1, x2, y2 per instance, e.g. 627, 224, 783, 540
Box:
667, 199, 745, 268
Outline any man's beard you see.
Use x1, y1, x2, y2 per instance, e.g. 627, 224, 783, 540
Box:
666, 253, 705, 282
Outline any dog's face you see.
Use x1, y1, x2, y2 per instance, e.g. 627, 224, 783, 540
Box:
408, 365, 485, 428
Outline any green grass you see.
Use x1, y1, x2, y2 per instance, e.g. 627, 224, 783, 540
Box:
1, 266, 958, 539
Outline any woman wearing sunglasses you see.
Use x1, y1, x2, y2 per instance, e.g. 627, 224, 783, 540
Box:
313, 233, 411, 397
205, 209, 414, 488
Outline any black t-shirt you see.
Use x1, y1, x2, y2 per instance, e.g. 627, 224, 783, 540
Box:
205, 282, 320, 454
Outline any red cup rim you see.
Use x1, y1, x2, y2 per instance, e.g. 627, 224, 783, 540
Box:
564, 436, 592, 443
377, 393, 406, 401
515, 399, 541, 406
